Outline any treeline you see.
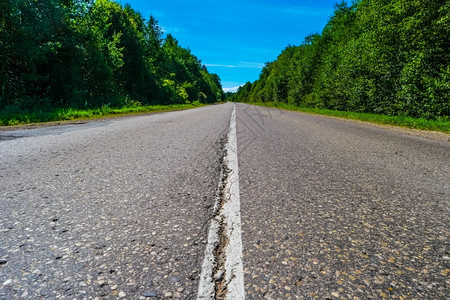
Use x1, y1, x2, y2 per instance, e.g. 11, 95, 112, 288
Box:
0, 0, 223, 111
232, 0, 449, 119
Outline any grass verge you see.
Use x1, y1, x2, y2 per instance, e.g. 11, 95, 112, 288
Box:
0, 102, 205, 126
244, 102, 450, 134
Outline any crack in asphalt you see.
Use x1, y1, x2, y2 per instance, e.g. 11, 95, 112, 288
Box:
197, 104, 244, 299
212, 162, 232, 299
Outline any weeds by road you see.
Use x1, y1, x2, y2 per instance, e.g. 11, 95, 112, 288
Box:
246, 102, 450, 133
0, 102, 205, 126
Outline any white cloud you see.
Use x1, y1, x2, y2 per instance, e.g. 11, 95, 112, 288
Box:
238, 62, 265, 69
160, 26, 184, 34
205, 62, 264, 69
204, 63, 237, 68
223, 85, 244, 93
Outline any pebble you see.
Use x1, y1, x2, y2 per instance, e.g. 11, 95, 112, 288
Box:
98, 280, 107, 287
169, 276, 180, 283
118, 291, 126, 298
143, 291, 158, 297
3, 279, 12, 286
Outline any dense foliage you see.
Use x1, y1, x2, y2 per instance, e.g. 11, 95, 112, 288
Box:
0, 0, 223, 111
232, 0, 449, 119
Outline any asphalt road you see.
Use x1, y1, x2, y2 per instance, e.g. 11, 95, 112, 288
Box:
236, 104, 449, 299
0, 102, 449, 299
0, 105, 232, 299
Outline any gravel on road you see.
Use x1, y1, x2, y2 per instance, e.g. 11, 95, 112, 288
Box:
1, 102, 448, 299
0, 104, 233, 299
236, 103, 449, 299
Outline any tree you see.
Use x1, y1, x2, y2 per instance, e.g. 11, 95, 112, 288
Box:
0, 0, 223, 110
232, 0, 449, 119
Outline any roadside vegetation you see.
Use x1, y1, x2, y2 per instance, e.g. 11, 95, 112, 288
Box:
0, 0, 223, 126
249, 102, 450, 133
0, 101, 204, 126
231, 0, 449, 131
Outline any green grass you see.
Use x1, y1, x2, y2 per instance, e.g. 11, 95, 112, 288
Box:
0, 102, 205, 126
246, 102, 450, 133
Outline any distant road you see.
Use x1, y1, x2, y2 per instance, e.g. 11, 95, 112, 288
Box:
1, 103, 448, 299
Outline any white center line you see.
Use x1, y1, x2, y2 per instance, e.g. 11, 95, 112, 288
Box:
197, 104, 245, 299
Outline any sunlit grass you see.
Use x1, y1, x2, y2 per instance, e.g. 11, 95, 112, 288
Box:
248, 102, 450, 133
0, 102, 205, 126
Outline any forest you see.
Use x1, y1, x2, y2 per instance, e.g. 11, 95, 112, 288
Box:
0, 0, 224, 113
231, 0, 449, 120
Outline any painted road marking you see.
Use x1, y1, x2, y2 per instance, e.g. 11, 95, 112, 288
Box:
197, 104, 245, 299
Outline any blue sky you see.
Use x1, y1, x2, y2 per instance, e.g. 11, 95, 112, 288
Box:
121, 0, 338, 91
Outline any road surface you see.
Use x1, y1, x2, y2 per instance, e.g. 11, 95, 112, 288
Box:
0, 103, 448, 299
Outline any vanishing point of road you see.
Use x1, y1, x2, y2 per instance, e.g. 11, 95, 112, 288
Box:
0, 102, 448, 299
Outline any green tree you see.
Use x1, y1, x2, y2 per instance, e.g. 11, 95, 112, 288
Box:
0, 0, 223, 111
233, 0, 448, 119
